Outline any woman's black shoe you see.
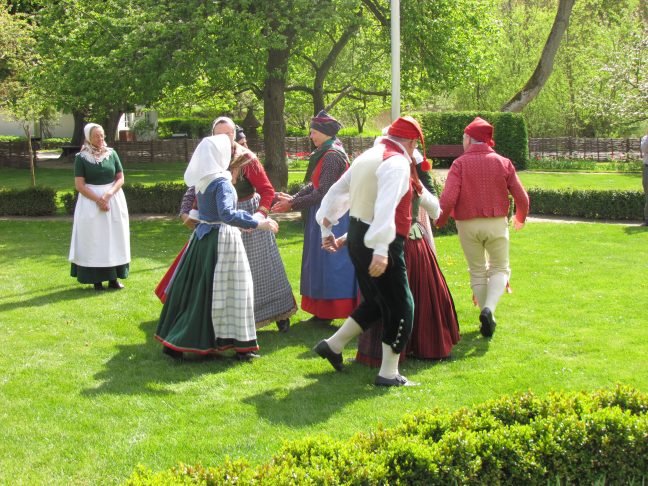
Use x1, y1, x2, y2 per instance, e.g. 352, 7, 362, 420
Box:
162, 346, 183, 360
108, 280, 124, 290
276, 319, 290, 333
94, 283, 104, 291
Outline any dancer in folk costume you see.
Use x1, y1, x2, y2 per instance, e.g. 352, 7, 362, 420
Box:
436, 117, 529, 337
155, 135, 278, 361
355, 146, 460, 366
69, 123, 130, 291
313, 116, 437, 386
273, 111, 357, 325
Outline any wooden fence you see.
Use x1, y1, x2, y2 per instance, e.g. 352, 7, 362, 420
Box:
0, 136, 643, 166
0, 141, 31, 168
528, 137, 642, 161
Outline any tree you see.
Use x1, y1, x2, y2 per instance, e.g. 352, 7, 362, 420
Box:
501, 0, 576, 112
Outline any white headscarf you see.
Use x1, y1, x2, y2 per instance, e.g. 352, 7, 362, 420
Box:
211, 116, 236, 136
184, 134, 232, 193
78, 123, 111, 164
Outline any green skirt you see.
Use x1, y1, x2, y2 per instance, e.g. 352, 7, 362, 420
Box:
71, 263, 129, 284
155, 230, 259, 355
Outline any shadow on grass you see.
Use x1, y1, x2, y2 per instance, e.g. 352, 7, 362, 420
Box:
446, 330, 490, 361
0, 285, 107, 313
243, 370, 386, 427
624, 225, 648, 235
82, 320, 238, 396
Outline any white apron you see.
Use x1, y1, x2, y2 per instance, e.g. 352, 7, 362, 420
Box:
68, 183, 130, 267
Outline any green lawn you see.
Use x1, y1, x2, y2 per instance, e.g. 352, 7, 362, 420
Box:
0, 219, 646, 484
517, 171, 642, 191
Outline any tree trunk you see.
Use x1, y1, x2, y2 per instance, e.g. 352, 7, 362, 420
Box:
22, 123, 35, 187
263, 47, 290, 191
103, 110, 124, 144
501, 0, 576, 112
71, 110, 87, 147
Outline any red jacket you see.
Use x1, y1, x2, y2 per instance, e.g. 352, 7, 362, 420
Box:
436, 144, 529, 227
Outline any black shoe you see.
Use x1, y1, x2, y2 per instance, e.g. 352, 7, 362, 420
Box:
108, 280, 124, 290
374, 374, 418, 387
313, 340, 344, 371
276, 319, 290, 333
162, 346, 183, 360
235, 351, 260, 362
302, 316, 333, 326
94, 283, 104, 291
479, 307, 497, 337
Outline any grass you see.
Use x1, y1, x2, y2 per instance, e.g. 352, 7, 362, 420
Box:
0, 219, 647, 484
517, 171, 642, 191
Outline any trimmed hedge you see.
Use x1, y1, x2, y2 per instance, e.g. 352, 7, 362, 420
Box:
125, 385, 648, 485
415, 111, 528, 170
527, 188, 644, 220
0, 187, 57, 216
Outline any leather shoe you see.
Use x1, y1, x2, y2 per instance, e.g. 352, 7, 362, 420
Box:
235, 351, 260, 362
479, 307, 497, 337
93, 283, 104, 291
313, 340, 344, 371
276, 319, 290, 333
374, 374, 418, 387
108, 280, 124, 290
302, 316, 333, 326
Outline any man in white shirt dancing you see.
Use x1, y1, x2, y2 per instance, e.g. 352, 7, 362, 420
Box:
313, 116, 441, 387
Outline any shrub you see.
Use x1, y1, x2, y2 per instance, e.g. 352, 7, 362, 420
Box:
157, 118, 214, 139
125, 385, 648, 485
416, 111, 529, 170
0, 186, 57, 216
528, 188, 644, 220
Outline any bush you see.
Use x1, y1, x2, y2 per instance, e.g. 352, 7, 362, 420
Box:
125, 385, 648, 485
0, 186, 57, 216
528, 188, 644, 220
157, 118, 214, 139
416, 111, 529, 170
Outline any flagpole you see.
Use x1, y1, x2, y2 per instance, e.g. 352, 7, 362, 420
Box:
390, 0, 400, 121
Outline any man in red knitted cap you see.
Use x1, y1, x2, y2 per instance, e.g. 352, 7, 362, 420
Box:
312, 116, 440, 387
436, 117, 529, 338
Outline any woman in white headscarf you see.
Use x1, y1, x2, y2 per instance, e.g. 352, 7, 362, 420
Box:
68, 123, 130, 290
155, 134, 279, 361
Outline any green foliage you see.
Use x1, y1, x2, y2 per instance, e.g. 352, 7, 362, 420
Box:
418, 111, 528, 169
0, 186, 56, 216
156, 118, 213, 139
527, 188, 644, 220
126, 386, 648, 485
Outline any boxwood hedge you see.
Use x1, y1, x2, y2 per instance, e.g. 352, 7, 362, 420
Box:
126, 385, 647, 485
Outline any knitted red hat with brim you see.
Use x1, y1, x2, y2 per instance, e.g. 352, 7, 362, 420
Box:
387, 116, 430, 171
464, 117, 495, 147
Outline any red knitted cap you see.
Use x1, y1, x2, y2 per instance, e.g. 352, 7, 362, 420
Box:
387, 116, 430, 171
464, 117, 495, 147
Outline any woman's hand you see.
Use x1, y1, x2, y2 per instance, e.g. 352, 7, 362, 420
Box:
321, 234, 347, 253
257, 217, 279, 234
180, 213, 197, 230
271, 198, 292, 213
97, 193, 111, 212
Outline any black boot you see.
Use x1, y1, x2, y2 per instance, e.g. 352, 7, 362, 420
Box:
94, 283, 104, 291
108, 279, 124, 290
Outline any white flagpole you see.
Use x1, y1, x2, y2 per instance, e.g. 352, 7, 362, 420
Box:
390, 0, 401, 121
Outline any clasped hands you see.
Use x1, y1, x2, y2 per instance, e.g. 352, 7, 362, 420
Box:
271, 192, 293, 213
96, 193, 112, 212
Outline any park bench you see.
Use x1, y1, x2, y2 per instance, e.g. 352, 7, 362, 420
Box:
427, 144, 464, 159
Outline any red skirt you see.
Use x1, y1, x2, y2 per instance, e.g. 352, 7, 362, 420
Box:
154, 241, 189, 303
356, 231, 460, 367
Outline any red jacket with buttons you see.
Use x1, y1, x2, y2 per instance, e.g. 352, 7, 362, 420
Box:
436, 143, 529, 227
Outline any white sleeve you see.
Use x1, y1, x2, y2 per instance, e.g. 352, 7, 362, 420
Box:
316, 169, 351, 238
419, 186, 441, 220
363, 156, 410, 256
